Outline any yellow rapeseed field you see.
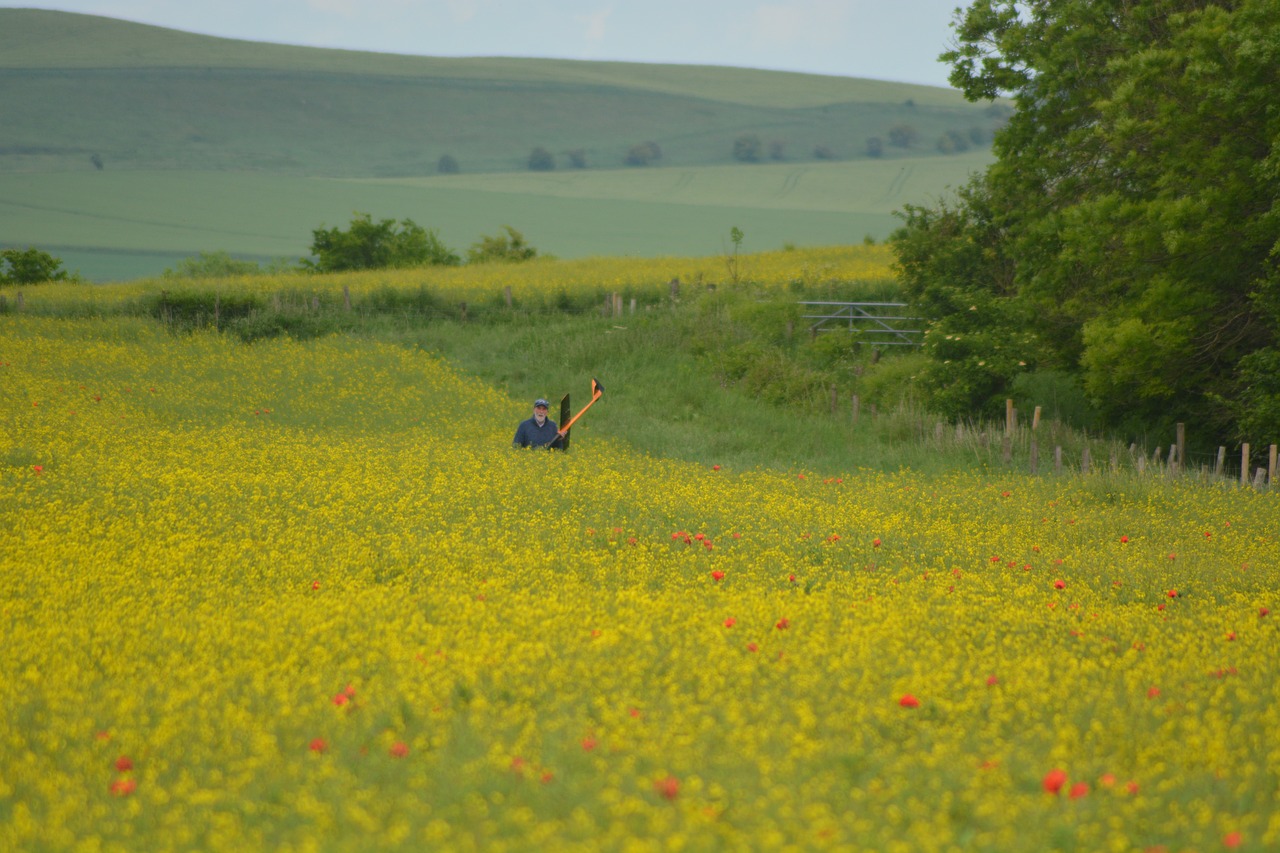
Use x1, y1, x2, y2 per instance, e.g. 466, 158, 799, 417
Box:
2, 312, 1277, 852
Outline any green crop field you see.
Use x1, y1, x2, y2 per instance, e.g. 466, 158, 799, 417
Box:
0, 9, 1000, 281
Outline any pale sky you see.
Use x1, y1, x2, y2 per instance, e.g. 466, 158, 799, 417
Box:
2, 0, 967, 87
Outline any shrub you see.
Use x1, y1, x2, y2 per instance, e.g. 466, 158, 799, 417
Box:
467, 226, 537, 264
163, 251, 261, 279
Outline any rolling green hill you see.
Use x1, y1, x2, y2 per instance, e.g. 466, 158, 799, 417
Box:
0, 9, 1000, 280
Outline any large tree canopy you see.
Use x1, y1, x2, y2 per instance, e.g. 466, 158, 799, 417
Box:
893, 0, 1280, 445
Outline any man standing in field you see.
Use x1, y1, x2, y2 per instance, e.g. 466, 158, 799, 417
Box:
513, 398, 560, 449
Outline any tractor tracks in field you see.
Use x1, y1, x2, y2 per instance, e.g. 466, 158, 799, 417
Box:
882, 165, 913, 201
772, 168, 806, 200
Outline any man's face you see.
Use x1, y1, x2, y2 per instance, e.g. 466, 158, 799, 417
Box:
534, 404, 548, 424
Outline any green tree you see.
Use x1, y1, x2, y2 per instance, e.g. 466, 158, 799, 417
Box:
305, 213, 459, 273
467, 225, 537, 264
893, 0, 1280, 443
624, 141, 662, 167
0, 247, 71, 285
887, 125, 917, 148
437, 154, 460, 174
733, 134, 763, 162
527, 147, 555, 171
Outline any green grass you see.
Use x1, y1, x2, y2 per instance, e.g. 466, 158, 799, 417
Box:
0, 154, 992, 281
0, 9, 1001, 281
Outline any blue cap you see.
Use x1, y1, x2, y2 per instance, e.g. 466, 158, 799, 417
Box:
534, 398, 550, 408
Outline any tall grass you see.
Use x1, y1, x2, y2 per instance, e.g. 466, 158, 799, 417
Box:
1, 246, 1237, 483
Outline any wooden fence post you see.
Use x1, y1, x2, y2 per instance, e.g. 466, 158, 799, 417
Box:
1270, 444, 1277, 487
1241, 443, 1251, 485
1032, 406, 1042, 431
1002, 435, 1012, 465
669, 278, 680, 301
1005, 399, 1014, 436
1081, 445, 1091, 474
1030, 439, 1039, 474
1216, 446, 1226, 477
503, 286, 513, 308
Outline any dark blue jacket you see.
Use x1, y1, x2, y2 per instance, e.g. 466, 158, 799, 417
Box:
513, 416, 560, 448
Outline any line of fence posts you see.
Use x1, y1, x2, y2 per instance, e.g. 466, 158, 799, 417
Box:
834, 390, 1275, 489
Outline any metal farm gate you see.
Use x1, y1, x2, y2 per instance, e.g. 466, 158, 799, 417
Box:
799, 301, 923, 347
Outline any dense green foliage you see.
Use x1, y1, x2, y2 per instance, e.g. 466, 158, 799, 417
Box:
893, 0, 1280, 447
305, 213, 460, 273
162, 251, 263, 279
0, 247, 71, 285
466, 226, 538, 265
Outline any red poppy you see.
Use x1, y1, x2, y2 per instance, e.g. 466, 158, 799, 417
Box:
1167, 589, 1179, 598
1260, 607, 1270, 617
32, 465, 43, 475
710, 570, 725, 581
723, 617, 736, 628
1223, 832, 1242, 849
898, 694, 920, 708
581, 737, 597, 751
109, 778, 137, 796
775, 618, 790, 630
1098, 773, 1116, 788
332, 693, 349, 707
873, 538, 882, 548
986, 675, 999, 686
114, 756, 133, 772
654, 775, 680, 800
309, 738, 328, 753
1147, 686, 1161, 699
1126, 780, 1139, 794
747, 642, 759, 653
1042, 768, 1068, 794
1068, 782, 1089, 799
311, 580, 320, 590
1120, 535, 1129, 543
389, 741, 409, 758
1054, 579, 1065, 589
